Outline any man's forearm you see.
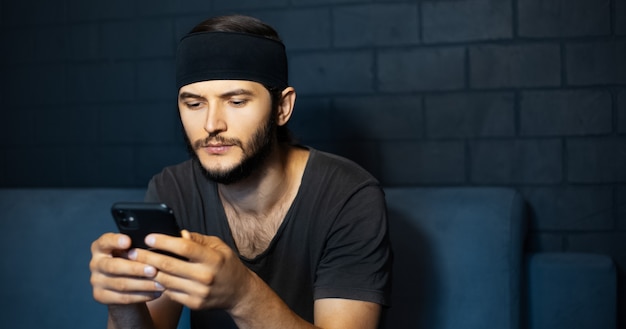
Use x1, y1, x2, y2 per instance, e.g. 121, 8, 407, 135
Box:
108, 303, 155, 329
228, 273, 320, 329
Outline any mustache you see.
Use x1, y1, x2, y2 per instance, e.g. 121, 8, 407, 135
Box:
192, 135, 243, 150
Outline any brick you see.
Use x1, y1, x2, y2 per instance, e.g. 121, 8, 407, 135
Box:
520, 90, 612, 136
618, 186, 626, 230
470, 140, 562, 184
425, 92, 515, 138
470, 44, 561, 88
175, 15, 208, 39
617, 0, 626, 35
99, 104, 180, 144
288, 97, 333, 142
1, 29, 37, 63
521, 186, 613, 231
136, 0, 213, 16
567, 232, 626, 282
102, 19, 174, 59
136, 59, 176, 100
619, 90, 626, 134
567, 137, 626, 183
292, 0, 362, 5
68, 0, 134, 21
2, 0, 66, 26
3, 26, 69, 63
134, 145, 189, 185
5, 64, 66, 105
67, 62, 134, 103
526, 232, 565, 253
380, 141, 466, 185
34, 107, 99, 145
423, 0, 512, 43
87, 146, 137, 187
333, 4, 419, 47
333, 95, 423, 140
0, 109, 35, 146
378, 47, 465, 92
69, 23, 100, 61
290, 51, 374, 95
566, 40, 626, 85
213, 0, 289, 11
62, 146, 136, 187
518, 0, 611, 37
254, 9, 332, 50
4, 147, 66, 186
0, 150, 5, 186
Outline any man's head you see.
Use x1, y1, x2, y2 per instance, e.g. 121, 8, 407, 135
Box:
176, 15, 296, 185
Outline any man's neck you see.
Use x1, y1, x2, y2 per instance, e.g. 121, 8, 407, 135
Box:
217, 144, 309, 218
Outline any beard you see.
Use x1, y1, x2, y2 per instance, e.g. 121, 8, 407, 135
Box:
185, 114, 276, 185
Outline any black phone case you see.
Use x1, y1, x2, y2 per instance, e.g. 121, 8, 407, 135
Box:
111, 202, 182, 251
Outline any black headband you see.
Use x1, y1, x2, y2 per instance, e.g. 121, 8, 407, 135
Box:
176, 31, 288, 90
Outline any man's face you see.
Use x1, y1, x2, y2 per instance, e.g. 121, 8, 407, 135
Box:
178, 80, 276, 184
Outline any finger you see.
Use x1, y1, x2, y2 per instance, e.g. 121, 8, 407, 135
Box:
144, 233, 218, 262
91, 271, 163, 294
152, 263, 215, 292
93, 286, 163, 305
130, 247, 192, 277
91, 233, 131, 254
92, 253, 157, 278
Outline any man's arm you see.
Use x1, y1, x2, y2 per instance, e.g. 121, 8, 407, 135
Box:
201, 262, 381, 329
315, 299, 381, 329
136, 232, 382, 329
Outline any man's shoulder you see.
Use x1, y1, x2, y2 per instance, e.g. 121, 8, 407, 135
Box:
308, 148, 378, 183
149, 158, 197, 187
303, 148, 382, 199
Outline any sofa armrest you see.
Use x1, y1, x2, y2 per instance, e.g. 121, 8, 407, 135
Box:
526, 252, 616, 329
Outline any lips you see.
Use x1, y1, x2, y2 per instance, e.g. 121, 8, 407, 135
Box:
202, 143, 233, 155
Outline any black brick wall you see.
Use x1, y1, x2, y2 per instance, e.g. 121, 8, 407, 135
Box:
1, 0, 624, 326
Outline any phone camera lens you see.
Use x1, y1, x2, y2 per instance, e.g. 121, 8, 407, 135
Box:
120, 215, 134, 227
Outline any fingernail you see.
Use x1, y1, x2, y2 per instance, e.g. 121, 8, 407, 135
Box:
144, 266, 156, 277
145, 235, 156, 247
155, 281, 164, 290
128, 249, 137, 260
118, 235, 130, 247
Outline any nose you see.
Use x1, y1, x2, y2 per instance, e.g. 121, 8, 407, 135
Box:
204, 105, 227, 135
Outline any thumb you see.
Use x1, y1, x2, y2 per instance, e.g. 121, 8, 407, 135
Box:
189, 232, 227, 249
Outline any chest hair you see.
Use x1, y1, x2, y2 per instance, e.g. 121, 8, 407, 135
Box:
224, 200, 291, 259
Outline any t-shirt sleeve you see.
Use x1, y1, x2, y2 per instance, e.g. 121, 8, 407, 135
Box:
313, 184, 392, 306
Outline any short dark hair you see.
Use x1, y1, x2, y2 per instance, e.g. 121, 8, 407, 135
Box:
189, 15, 283, 43
187, 15, 294, 145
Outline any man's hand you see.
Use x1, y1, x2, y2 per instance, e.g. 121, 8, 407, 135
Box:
130, 230, 255, 313
89, 233, 164, 305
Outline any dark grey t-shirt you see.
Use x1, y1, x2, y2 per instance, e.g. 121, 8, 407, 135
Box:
145, 148, 392, 328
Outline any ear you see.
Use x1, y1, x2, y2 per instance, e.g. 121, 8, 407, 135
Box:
276, 87, 296, 127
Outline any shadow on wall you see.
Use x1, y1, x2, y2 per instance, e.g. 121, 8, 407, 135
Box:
381, 207, 439, 329
291, 99, 386, 181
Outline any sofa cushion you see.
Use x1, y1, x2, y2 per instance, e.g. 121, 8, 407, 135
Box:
382, 187, 526, 329
526, 252, 617, 329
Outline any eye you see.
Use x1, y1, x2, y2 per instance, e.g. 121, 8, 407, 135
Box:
185, 102, 203, 110
229, 99, 248, 107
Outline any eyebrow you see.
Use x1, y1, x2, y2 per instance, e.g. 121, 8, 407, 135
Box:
178, 89, 256, 101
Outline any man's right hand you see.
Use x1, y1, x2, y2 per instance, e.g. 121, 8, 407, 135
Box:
90, 233, 164, 305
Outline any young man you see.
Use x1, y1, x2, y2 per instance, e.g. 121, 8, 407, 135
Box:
89, 15, 392, 329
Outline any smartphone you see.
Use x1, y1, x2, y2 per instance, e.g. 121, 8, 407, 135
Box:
111, 202, 184, 258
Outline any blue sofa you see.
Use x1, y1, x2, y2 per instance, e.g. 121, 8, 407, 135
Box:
0, 187, 617, 328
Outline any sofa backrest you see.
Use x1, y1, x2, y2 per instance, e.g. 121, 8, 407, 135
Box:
382, 187, 526, 329
0, 188, 146, 328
